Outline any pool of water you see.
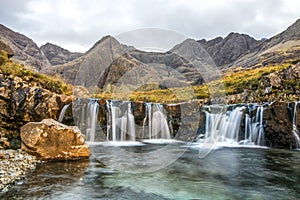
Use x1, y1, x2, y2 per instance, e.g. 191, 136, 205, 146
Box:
1, 143, 300, 200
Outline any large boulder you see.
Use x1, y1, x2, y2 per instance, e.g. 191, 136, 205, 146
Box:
20, 119, 90, 161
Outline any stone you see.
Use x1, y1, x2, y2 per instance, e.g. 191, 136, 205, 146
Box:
0, 41, 14, 58
20, 119, 90, 161
263, 102, 297, 149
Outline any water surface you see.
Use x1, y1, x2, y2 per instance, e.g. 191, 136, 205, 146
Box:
1, 143, 300, 200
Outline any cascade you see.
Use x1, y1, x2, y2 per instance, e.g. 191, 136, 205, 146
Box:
291, 102, 300, 148
203, 106, 245, 144
246, 105, 265, 146
58, 104, 70, 122
106, 101, 136, 141
201, 104, 267, 147
142, 103, 171, 140
86, 100, 99, 142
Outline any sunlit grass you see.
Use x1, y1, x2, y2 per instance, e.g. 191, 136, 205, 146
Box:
94, 63, 293, 103
0, 50, 73, 95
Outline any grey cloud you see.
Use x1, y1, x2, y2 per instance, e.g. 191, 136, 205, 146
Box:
0, 0, 299, 52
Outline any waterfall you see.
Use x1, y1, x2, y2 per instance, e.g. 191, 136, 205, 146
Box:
200, 104, 268, 147
106, 101, 136, 141
142, 103, 171, 140
245, 105, 265, 146
152, 104, 171, 139
86, 100, 99, 142
292, 102, 300, 148
58, 104, 70, 122
203, 106, 245, 145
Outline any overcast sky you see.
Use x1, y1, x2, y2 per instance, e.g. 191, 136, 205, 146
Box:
0, 0, 299, 52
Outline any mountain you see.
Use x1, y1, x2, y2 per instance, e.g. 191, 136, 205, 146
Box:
197, 33, 261, 66
42, 36, 203, 90
40, 43, 83, 66
2, 18, 300, 89
0, 24, 84, 71
0, 24, 50, 71
230, 19, 300, 68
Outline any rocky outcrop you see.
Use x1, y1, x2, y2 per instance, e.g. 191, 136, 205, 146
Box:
226, 62, 300, 103
0, 52, 73, 149
198, 33, 261, 67
0, 41, 14, 58
0, 24, 50, 71
263, 102, 298, 149
20, 119, 90, 160
231, 19, 300, 68
40, 43, 83, 66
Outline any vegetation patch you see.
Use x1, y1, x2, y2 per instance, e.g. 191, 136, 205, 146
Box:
93, 62, 295, 103
0, 51, 73, 95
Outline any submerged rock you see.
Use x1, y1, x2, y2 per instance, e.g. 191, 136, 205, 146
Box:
20, 119, 90, 161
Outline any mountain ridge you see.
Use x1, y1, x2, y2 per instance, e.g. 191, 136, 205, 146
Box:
1, 18, 300, 88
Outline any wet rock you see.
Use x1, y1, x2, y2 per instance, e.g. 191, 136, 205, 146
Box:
263, 102, 297, 149
20, 119, 90, 161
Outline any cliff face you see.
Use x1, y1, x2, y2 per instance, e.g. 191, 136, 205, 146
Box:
40, 43, 83, 66
197, 33, 261, 66
0, 24, 50, 71
231, 19, 300, 68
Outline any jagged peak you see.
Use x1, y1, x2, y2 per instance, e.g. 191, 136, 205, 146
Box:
86, 35, 121, 54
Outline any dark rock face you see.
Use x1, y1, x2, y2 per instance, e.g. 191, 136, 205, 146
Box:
264, 102, 298, 149
40, 43, 83, 66
0, 67, 72, 149
231, 19, 300, 68
21, 119, 90, 160
0, 41, 14, 58
0, 24, 50, 71
198, 33, 260, 67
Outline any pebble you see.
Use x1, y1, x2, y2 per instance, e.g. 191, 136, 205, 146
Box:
0, 149, 38, 192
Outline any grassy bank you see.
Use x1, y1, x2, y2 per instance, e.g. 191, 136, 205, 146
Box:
0, 51, 72, 95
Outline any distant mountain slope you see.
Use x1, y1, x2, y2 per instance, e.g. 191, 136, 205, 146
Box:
197, 33, 261, 66
230, 19, 300, 68
42, 36, 204, 90
40, 43, 83, 66
2, 18, 300, 88
0, 24, 50, 71
0, 24, 84, 71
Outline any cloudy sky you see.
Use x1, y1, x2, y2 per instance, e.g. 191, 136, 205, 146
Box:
0, 0, 299, 52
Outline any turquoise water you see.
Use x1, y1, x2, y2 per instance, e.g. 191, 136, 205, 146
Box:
1, 143, 300, 200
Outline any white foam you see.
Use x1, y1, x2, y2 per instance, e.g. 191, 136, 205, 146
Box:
188, 141, 268, 150
97, 141, 146, 147
142, 139, 186, 144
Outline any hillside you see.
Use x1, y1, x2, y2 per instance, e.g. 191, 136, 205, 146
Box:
40, 43, 83, 66
1, 19, 300, 103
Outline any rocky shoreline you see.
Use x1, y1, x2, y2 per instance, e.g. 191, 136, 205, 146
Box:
0, 149, 38, 192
